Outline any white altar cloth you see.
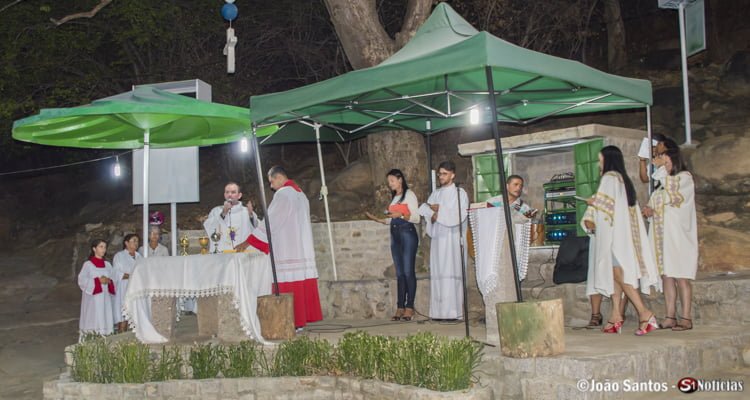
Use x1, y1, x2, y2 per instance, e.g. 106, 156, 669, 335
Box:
123, 252, 273, 344
468, 207, 530, 296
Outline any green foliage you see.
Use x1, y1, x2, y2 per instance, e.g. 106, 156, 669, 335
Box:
151, 346, 183, 381
271, 336, 335, 377
71, 333, 482, 392
224, 341, 263, 378
189, 343, 227, 379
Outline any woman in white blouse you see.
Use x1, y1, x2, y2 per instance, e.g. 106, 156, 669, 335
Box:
112, 233, 142, 333
366, 169, 420, 321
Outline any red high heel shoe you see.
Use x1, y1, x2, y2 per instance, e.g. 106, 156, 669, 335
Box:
602, 320, 623, 334
635, 314, 658, 336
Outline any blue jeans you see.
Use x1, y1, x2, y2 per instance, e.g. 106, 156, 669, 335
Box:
390, 219, 418, 309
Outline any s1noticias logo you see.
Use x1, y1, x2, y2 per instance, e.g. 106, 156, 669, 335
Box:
677, 377, 698, 393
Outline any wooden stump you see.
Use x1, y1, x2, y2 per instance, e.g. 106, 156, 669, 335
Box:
496, 298, 565, 358
257, 293, 295, 341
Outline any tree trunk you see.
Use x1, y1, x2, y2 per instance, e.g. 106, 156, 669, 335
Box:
603, 0, 627, 73
324, 0, 433, 198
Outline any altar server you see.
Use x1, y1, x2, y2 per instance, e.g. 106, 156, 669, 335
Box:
237, 166, 322, 330
419, 161, 469, 320
78, 239, 115, 337
112, 234, 142, 333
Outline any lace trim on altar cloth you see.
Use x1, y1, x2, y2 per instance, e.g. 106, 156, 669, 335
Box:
514, 222, 530, 282
123, 286, 272, 345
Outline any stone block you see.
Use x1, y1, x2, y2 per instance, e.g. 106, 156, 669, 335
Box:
151, 296, 177, 339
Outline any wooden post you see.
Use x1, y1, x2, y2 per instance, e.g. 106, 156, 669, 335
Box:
257, 293, 295, 341
496, 298, 565, 358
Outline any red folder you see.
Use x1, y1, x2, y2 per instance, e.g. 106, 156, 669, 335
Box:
388, 203, 411, 218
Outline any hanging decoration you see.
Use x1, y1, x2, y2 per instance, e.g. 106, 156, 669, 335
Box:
221, 0, 239, 74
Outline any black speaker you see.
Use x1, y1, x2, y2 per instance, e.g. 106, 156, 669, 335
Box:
553, 236, 590, 284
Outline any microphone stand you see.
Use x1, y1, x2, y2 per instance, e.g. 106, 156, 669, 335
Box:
455, 183, 470, 338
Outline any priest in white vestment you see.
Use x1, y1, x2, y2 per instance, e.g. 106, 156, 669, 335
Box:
78, 239, 115, 338
643, 144, 697, 331
236, 166, 322, 330
112, 234, 142, 332
582, 146, 661, 336
419, 161, 469, 320
204, 182, 258, 252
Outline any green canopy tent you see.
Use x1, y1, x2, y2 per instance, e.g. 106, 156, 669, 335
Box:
249, 3, 653, 336
12, 86, 280, 286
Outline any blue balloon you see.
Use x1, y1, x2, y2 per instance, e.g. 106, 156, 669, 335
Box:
221, 3, 238, 21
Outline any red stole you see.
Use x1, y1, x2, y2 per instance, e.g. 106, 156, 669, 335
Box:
90, 256, 115, 295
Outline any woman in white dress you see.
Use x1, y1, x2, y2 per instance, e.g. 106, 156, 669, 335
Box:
112, 234, 142, 333
642, 142, 697, 331
582, 146, 661, 336
78, 239, 115, 337
139, 225, 170, 257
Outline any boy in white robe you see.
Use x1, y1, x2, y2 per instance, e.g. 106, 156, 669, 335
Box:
419, 161, 469, 320
236, 166, 322, 330
78, 239, 115, 338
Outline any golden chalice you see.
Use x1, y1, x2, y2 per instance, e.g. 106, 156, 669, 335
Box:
179, 235, 190, 256
198, 236, 210, 255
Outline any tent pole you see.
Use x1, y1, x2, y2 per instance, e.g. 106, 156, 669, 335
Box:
315, 123, 338, 281
142, 129, 150, 259
484, 66, 523, 303
170, 203, 177, 257
426, 120, 434, 195
252, 126, 280, 295
678, 2, 692, 145
646, 106, 654, 195
456, 184, 470, 338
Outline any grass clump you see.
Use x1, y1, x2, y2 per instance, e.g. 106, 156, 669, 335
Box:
71, 331, 483, 392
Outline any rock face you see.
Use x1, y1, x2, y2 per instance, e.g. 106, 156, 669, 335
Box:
691, 133, 750, 194
699, 224, 750, 272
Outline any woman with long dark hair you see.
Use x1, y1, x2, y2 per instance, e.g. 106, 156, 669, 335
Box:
78, 239, 115, 338
366, 169, 420, 321
582, 146, 661, 335
642, 141, 697, 331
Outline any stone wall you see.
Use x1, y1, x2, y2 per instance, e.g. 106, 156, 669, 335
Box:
43, 374, 493, 400
312, 220, 394, 281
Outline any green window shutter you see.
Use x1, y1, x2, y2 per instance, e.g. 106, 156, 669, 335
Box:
473, 154, 509, 202
574, 138, 604, 236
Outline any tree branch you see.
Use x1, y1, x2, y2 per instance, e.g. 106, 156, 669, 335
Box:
395, 0, 433, 48
0, 0, 24, 14
50, 0, 113, 27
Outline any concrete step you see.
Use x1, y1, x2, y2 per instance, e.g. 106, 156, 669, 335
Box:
478, 324, 750, 400
521, 270, 750, 328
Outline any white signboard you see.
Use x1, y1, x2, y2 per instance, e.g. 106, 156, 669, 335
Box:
685, 0, 706, 57
132, 147, 200, 204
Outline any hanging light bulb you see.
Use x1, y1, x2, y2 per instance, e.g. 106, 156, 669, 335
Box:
240, 136, 249, 153
113, 156, 121, 177
469, 108, 480, 125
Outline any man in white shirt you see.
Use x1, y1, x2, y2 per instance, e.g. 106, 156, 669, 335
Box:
203, 182, 258, 253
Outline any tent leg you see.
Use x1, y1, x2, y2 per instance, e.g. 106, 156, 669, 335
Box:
678, 2, 692, 145
315, 124, 338, 281
426, 120, 434, 195
646, 106, 653, 195
142, 129, 150, 259
171, 202, 177, 257
455, 185, 470, 338
485, 66, 523, 303
252, 126, 280, 295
